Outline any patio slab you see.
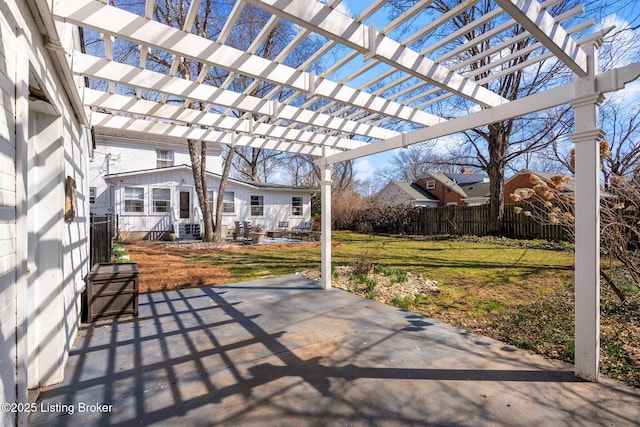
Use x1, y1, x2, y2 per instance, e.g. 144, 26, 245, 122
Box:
31, 276, 639, 426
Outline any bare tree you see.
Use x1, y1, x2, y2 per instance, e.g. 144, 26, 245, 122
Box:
377, 142, 472, 184
85, 1, 325, 241
385, 0, 583, 234
282, 154, 318, 187
188, 139, 214, 241
600, 99, 640, 187
232, 146, 283, 182
511, 142, 640, 302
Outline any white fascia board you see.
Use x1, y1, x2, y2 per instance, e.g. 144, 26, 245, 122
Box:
90, 112, 338, 157
245, 0, 507, 108
104, 166, 270, 191
494, 0, 587, 76
54, 0, 440, 127
83, 88, 365, 150
95, 129, 222, 152
73, 53, 397, 140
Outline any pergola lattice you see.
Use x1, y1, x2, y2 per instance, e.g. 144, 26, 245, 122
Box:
50, 0, 640, 381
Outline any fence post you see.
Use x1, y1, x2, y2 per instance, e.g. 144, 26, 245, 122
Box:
90, 214, 113, 267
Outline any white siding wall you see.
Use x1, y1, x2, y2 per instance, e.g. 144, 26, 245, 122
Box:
378, 183, 411, 203
113, 170, 192, 234
0, 3, 91, 425
377, 183, 437, 208
111, 168, 313, 235
90, 139, 222, 215
240, 190, 311, 230
0, 5, 18, 426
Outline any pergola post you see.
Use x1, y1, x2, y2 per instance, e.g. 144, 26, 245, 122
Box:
320, 161, 333, 290
570, 42, 605, 381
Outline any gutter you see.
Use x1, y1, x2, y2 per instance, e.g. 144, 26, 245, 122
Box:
28, 0, 89, 127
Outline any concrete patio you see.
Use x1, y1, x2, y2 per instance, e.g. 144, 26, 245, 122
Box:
31, 276, 639, 426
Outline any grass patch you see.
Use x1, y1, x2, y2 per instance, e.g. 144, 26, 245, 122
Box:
474, 300, 502, 312
391, 295, 414, 310
374, 265, 408, 283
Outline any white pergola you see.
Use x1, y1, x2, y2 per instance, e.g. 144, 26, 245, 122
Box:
50, 0, 640, 381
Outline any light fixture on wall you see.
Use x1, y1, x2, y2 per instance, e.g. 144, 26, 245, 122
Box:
181, 178, 185, 184
65, 176, 76, 223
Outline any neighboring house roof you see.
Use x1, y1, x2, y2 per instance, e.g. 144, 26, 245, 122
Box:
391, 182, 439, 202
422, 172, 469, 198
445, 173, 489, 185
104, 164, 316, 192
459, 181, 490, 198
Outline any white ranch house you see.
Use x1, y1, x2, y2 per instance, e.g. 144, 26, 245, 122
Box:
90, 133, 314, 239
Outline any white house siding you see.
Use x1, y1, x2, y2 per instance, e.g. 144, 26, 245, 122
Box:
90, 138, 222, 216
107, 167, 313, 239
377, 182, 438, 208
0, 5, 19, 426
0, 2, 90, 425
377, 183, 415, 205
243, 190, 311, 230
111, 169, 193, 239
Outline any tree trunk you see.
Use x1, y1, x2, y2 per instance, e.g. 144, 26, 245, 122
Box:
486, 124, 508, 235
213, 145, 236, 242
199, 141, 214, 241
188, 139, 214, 242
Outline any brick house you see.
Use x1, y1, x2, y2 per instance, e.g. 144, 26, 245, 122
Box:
413, 170, 490, 207
504, 169, 575, 204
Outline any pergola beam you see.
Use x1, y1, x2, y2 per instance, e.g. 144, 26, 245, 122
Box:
326, 83, 575, 164
72, 53, 398, 140
83, 88, 365, 150
326, 62, 639, 165
494, 0, 588, 76
90, 112, 336, 157
244, 0, 508, 108
54, 0, 443, 127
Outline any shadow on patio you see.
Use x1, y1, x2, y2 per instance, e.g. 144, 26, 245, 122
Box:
31, 276, 639, 426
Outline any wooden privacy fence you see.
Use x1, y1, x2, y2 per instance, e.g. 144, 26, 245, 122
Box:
90, 214, 113, 266
373, 203, 567, 240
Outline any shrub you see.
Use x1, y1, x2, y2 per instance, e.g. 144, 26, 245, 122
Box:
350, 250, 373, 276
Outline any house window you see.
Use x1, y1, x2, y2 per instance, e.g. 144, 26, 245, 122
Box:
89, 187, 96, 204
250, 195, 264, 216
223, 191, 235, 213
152, 188, 170, 213
156, 149, 174, 168
426, 180, 436, 190
124, 187, 144, 213
291, 197, 303, 216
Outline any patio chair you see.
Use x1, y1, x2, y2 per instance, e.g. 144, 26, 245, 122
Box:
290, 221, 312, 240
277, 221, 289, 238
233, 221, 240, 240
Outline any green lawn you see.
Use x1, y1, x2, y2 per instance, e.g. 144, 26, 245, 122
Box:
186, 231, 638, 388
